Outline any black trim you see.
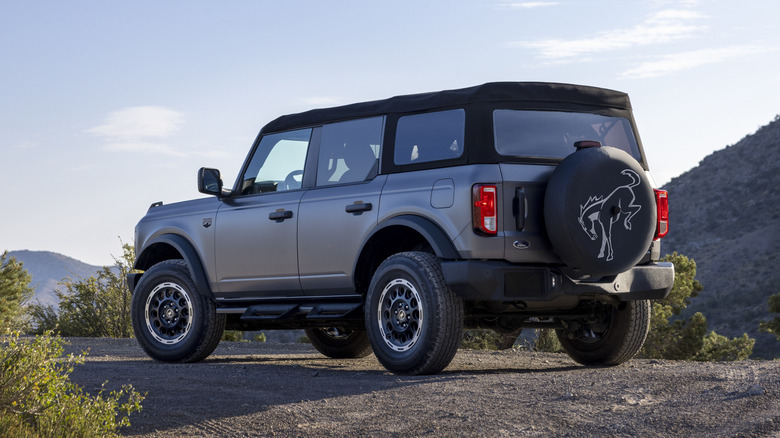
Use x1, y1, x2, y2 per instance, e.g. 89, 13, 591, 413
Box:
133, 234, 214, 299
368, 214, 461, 259
441, 260, 674, 302
261, 82, 632, 134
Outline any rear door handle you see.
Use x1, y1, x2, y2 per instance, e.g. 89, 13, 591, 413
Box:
345, 202, 372, 214
269, 210, 293, 221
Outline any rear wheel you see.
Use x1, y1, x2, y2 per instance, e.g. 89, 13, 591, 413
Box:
305, 327, 372, 359
131, 260, 225, 362
556, 300, 650, 366
365, 252, 463, 375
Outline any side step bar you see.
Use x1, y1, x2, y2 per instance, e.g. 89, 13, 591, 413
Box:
241, 301, 362, 321
217, 295, 365, 330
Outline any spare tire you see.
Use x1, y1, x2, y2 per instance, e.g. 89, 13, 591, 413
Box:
544, 146, 655, 277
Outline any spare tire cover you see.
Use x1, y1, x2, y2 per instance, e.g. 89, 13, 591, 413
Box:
544, 146, 655, 277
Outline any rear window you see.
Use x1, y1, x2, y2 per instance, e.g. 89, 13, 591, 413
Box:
493, 110, 641, 161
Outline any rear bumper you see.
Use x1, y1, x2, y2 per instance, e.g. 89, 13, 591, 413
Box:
440, 260, 674, 302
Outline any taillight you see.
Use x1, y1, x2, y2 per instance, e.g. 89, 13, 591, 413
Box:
473, 184, 498, 236
654, 189, 669, 239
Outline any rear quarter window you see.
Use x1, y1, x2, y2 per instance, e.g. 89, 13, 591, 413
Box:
394, 109, 465, 165
493, 110, 642, 161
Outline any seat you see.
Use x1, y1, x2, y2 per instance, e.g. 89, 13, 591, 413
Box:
339, 143, 377, 183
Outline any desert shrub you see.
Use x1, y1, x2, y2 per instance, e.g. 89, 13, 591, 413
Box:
0, 252, 34, 332
222, 330, 244, 342
694, 332, 755, 362
535, 329, 564, 353
640, 253, 754, 360
758, 293, 780, 340
460, 330, 504, 350
28, 244, 135, 338
0, 330, 143, 437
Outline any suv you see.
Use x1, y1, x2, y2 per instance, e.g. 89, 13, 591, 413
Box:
128, 82, 674, 375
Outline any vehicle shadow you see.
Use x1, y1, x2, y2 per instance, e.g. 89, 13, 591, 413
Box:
65, 340, 584, 436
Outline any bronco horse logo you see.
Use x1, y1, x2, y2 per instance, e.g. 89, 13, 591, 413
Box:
578, 169, 643, 262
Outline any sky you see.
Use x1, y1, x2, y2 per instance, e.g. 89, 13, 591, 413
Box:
1, 0, 778, 266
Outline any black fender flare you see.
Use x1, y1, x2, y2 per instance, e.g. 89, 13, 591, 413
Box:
131, 234, 214, 298
364, 214, 461, 259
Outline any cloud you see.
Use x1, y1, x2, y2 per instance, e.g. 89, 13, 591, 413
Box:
88, 106, 184, 138
510, 9, 705, 59
620, 45, 768, 78
88, 106, 186, 156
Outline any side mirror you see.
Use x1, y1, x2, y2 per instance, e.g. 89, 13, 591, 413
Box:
198, 168, 223, 196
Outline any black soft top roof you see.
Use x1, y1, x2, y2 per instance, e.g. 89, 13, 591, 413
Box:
261, 82, 633, 134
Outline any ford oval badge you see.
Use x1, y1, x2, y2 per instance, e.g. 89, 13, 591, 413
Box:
513, 240, 530, 250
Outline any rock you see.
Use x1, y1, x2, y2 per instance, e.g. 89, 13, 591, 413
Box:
747, 385, 764, 396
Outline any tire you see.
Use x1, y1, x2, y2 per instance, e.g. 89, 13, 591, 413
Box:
544, 146, 656, 277
305, 327, 373, 359
556, 300, 650, 366
131, 260, 225, 362
365, 252, 464, 375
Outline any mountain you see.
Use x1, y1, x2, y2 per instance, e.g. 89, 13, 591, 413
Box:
661, 115, 780, 359
8, 250, 104, 307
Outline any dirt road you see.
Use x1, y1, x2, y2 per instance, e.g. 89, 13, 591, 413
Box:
64, 338, 779, 437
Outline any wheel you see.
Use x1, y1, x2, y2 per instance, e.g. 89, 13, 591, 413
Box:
544, 146, 656, 277
556, 300, 650, 366
365, 251, 463, 375
305, 327, 372, 359
131, 260, 225, 362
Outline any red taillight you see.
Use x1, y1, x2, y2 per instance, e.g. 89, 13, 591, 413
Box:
654, 189, 669, 239
473, 184, 498, 236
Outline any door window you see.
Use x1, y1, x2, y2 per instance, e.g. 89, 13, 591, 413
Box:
239, 129, 311, 195
316, 117, 384, 186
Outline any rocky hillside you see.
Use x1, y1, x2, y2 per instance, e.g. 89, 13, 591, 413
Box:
661, 115, 780, 359
8, 250, 103, 307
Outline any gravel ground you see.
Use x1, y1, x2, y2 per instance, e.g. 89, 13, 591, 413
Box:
64, 338, 780, 437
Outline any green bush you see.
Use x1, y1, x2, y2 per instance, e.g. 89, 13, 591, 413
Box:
640, 253, 754, 361
0, 330, 143, 437
28, 244, 135, 338
534, 329, 564, 353
0, 252, 34, 332
460, 330, 504, 350
759, 293, 780, 340
222, 330, 244, 342
695, 332, 755, 362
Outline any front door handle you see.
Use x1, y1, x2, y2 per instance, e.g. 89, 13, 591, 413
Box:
345, 202, 372, 214
269, 210, 293, 221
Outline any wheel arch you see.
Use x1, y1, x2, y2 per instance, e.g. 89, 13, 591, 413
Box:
353, 215, 460, 295
132, 234, 214, 298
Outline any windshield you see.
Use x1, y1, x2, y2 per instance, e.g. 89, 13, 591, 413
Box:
493, 110, 641, 161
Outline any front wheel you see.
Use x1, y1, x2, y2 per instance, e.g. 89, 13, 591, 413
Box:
131, 260, 225, 362
305, 327, 372, 359
556, 300, 650, 366
365, 252, 463, 375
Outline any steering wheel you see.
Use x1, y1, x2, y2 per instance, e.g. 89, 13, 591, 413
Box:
282, 169, 304, 191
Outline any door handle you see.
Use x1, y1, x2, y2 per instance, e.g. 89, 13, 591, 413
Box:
345, 202, 372, 214
269, 210, 293, 221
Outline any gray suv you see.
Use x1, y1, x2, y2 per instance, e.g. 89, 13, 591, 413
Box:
128, 82, 674, 375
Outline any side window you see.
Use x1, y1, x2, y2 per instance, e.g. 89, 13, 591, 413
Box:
394, 109, 464, 165
317, 117, 384, 186
239, 128, 311, 195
